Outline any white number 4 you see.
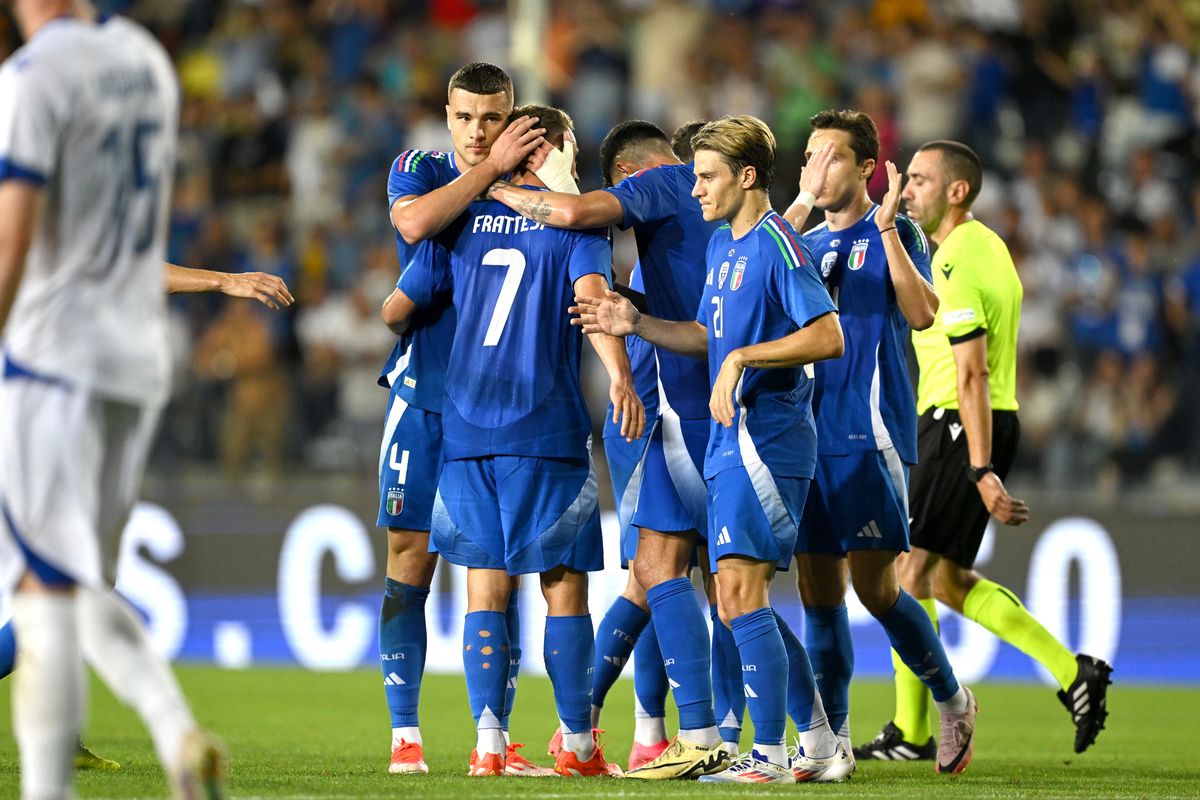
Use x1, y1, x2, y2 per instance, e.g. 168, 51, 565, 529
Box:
482, 248, 526, 346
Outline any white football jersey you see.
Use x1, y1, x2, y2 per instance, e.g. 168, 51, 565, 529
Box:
0, 16, 179, 403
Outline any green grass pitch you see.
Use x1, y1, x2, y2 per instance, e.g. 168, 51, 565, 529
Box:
0, 666, 1197, 798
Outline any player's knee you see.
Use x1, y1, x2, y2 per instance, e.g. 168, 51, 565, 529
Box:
386, 529, 436, 586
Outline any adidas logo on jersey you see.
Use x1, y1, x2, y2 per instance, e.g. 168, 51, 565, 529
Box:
856, 520, 883, 539
715, 526, 732, 546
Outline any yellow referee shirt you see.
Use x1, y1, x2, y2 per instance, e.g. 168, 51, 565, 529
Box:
912, 219, 1022, 414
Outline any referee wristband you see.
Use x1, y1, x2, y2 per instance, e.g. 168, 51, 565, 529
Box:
879, 225, 897, 234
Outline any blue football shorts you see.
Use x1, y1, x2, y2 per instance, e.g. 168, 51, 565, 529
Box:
376, 389, 443, 532
603, 428, 650, 569
431, 454, 602, 575
795, 448, 910, 556
630, 408, 709, 538
706, 462, 809, 573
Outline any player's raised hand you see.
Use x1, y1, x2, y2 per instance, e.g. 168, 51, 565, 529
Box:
570, 290, 639, 336
221, 271, 294, 310
876, 160, 902, 232
977, 472, 1030, 526
709, 351, 745, 428
485, 115, 546, 175
799, 140, 834, 201
610, 379, 646, 442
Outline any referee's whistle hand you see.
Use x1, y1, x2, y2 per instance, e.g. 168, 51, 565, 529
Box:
977, 473, 1029, 526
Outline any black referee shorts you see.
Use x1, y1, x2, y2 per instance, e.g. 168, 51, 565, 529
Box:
908, 407, 1020, 569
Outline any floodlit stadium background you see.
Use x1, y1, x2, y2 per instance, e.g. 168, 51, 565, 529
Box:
5, 0, 1197, 684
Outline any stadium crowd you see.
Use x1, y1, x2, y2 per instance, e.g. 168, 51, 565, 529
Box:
42, 0, 1200, 493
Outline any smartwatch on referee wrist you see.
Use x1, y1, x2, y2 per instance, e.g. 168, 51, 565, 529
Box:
965, 462, 994, 483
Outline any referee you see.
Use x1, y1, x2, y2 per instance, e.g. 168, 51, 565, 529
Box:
855, 141, 1112, 762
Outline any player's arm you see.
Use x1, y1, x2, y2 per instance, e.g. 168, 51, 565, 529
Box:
709, 312, 843, 427
783, 140, 833, 230
487, 181, 624, 229
571, 290, 708, 357
951, 333, 1028, 525
876, 161, 937, 330
0, 181, 39, 336
164, 263, 294, 310
391, 116, 546, 244
575, 273, 645, 442
380, 288, 420, 336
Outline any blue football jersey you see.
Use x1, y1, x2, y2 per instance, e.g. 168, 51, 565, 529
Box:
605, 162, 719, 420
803, 208, 931, 463
376, 149, 460, 411
425, 192, 613, 460
603, 262, 659, 439
696, 211, 836, 479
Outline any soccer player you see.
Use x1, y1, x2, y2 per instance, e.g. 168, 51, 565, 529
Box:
575, 115, 846, 784
857, 140, 1111, 759
558, 120, 711, 771
0, 3, 224, 797
782, 110, 978, 775
387, 104, 642, 778
375, 62, 551, 776
489, 119, 734, 779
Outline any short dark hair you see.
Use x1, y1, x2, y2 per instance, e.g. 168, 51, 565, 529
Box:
692, 115, 776, 191
809, 109, 880, 172
598, 120, 671, 187
511, 104, 573, 148
917, 140, 983, 206
670, 120, 708, 161
447, 62, 513, 103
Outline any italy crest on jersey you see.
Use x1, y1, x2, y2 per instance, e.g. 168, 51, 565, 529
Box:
849, 239, 869, 270
386, 488, 405, 516
730, 256, 747, 290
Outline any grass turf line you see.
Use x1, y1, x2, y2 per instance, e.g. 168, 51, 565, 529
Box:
0, 666, 1197, 798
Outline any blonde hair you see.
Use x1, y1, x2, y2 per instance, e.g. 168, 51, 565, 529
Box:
691, 115, 776, 190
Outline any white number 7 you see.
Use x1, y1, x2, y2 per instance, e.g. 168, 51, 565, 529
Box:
482, 248, 527, 346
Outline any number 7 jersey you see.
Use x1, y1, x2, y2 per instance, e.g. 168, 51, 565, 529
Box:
0, 16, 178, 403
427, 193, 613, 461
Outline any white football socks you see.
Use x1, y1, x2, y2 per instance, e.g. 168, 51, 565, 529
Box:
679, 725, 721, 747
78, 586, 196, 774
392, 727, 421, 747
12, 592, 84, 800
633, 696, 667, 745
797, 724, 842, 760
475, 726, 505, 757
935, 685, 970, 715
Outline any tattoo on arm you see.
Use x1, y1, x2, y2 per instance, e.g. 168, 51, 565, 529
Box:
516, 197, 552, 225
486, 179, 512, 199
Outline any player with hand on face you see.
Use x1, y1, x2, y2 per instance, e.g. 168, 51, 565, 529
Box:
490, 119, 735, 780
374, 62, 553, 777
783, 110, 978, 776
575, 115, 845, 784
386, 105, 642, 779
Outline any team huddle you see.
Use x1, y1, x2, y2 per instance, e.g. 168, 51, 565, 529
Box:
0, 5, 1114, 795
367, 62, 1114, 783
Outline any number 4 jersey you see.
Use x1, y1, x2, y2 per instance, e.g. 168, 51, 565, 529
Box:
0, 16, 178, 403
421, 192, 613, 461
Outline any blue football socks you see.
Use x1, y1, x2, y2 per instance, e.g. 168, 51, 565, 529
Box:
730, 608, 788, 762
711, 603, 746, 746
879, 590, 960, 702
646, 577, 717, 732
378, 578, 429, 728
804, 603, 853, 737
633, 615, 668, 719
544, 614, 595, 734
503, 590, 521, 731
463, 610, 509, 733
592, 596, 649, 711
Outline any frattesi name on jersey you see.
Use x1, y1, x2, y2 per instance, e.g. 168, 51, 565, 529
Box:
471, 214, 546, 235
